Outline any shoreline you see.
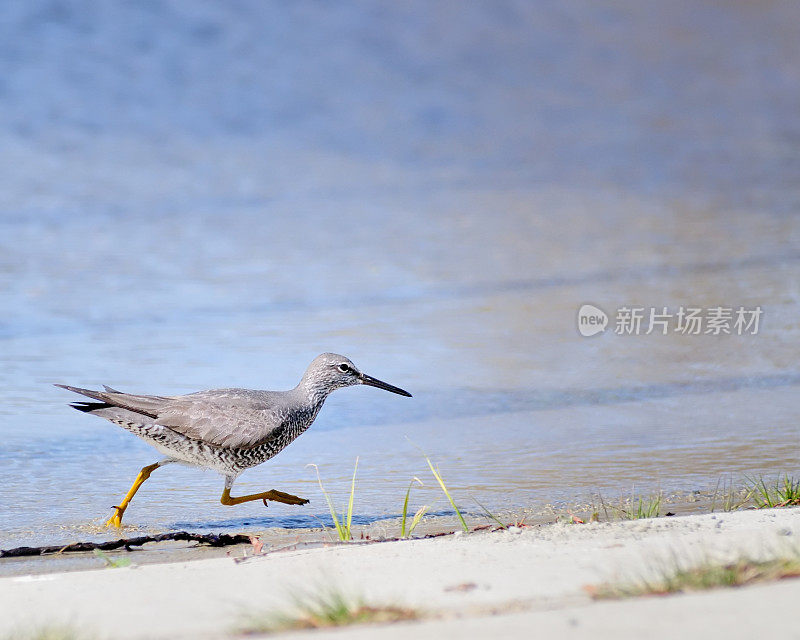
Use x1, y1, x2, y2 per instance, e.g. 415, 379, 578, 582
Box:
0, 488, 740, 578
2, 506, 799, 638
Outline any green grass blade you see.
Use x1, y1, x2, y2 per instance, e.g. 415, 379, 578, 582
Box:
746, 475, 773, 508
472, 497, 507, 530
93, 548, 131, 568
308, 463, 345, 540
401, 477, 424, 538
401, 484, 411, 538
426, 456, 468, 532
325, 494, 345, 540
345, 457, 359, 540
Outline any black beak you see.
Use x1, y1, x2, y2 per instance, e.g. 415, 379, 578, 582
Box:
359, 373, 412, 397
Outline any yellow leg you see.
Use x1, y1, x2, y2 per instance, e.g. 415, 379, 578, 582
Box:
220, 487, 309, 506
105, 462, 162, 528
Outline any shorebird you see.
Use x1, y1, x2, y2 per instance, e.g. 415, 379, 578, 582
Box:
57, 353, 411, 527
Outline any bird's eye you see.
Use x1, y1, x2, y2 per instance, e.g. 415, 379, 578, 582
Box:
338, 363, 350, 373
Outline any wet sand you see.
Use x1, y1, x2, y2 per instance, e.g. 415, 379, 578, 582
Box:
0, 490, 760, 578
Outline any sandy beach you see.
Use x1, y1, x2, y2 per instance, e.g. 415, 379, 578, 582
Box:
2, 507, 799, 639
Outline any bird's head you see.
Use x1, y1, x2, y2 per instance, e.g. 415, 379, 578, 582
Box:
301, 353, 412, 398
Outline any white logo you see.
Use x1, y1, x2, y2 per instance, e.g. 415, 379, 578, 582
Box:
577, 304, 608, 337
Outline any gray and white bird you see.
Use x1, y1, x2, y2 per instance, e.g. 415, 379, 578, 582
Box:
57, 353, 411, 527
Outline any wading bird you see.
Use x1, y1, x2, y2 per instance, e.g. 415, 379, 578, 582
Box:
57, 353, 411, 527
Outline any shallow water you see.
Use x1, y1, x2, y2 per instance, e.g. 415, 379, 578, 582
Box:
1, 1, 800, 548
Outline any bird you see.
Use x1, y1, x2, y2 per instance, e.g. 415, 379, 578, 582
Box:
57, 353, 411, 527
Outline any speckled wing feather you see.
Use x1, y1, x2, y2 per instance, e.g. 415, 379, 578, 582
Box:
154, 389, 285, 449
56, 385, 284, 449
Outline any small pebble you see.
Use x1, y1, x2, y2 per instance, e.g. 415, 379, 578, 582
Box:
507, 526, 522, 534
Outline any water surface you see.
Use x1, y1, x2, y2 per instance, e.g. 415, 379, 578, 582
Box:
1, 0, 799, 548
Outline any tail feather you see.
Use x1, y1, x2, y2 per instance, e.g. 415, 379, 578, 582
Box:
69, 401, 113, 413
55, 383, 162, 419
55, 384, 108, 403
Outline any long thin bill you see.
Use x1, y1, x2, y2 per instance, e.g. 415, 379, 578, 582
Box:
360, 373, 412, 397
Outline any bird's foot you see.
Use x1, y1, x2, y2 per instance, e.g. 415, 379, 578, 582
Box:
221, 487, 309, 507
105, 505, 126, 528
262, 490, 310, 506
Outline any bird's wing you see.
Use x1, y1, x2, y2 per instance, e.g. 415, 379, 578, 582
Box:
155, 391, 280, 449
57, 385, 278, 449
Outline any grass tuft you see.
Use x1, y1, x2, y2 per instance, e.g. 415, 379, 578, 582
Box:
307, 457, 359, 541
3, 625, 90, 640
631, 493, 662, 520
747, 474, 800, 508
611, 491, 662, 520
710, 475, 753, 512
592, 553, 800, 599
400, 477, 429, 538
238, 588, 419, 634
